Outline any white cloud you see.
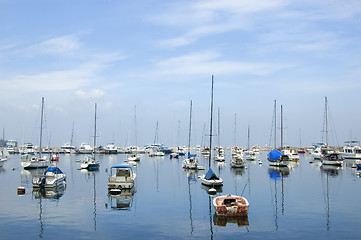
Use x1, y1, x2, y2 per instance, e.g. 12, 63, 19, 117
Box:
75, 89, 105, 100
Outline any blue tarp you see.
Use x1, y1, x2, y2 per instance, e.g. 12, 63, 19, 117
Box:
44, 166, 63, 174
204, 168, 219, 180
188, 153, 197, 158
267, 149, 282, 160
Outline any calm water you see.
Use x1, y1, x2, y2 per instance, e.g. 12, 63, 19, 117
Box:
0, 151, 360, 240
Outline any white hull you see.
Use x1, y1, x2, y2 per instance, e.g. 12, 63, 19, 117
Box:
200, 175, 223, 186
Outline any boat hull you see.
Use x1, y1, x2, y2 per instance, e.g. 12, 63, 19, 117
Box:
213, 195, 249, 216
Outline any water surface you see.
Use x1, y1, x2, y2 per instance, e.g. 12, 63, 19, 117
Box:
0, 152, 360, 239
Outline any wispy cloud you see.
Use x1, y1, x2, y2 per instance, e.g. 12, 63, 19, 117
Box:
153, 0, 288, 48
23, 34, 82, 57
153, 50, 292, 76
1, 63, 103, 92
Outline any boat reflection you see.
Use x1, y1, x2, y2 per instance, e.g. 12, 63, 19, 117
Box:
32, 185, 65, 199
213, 214, 249, 227
230, 166, 246, 176
108, 188, 136, 210
268, 166, 289, 231
320, 165, 342, 176
201, 184, 223, 195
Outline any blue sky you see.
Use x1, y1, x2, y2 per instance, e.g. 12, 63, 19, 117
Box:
1, 0, 361, 148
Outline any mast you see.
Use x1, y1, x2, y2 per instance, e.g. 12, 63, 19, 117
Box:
70, 120, 74, 146
93, 103, 97, 158
274, 100, 277, 149
134, 105, 138, 149
325, 97, 328, 146
217, 107, 220, 147
281, 105, 283, 150
247, 123, 250, 150
188, 100, 192, 156
234, 113, 237, 146
208, 75, 214, 168
39, 97, 44, 157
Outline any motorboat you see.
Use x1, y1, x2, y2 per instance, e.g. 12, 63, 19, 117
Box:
182, 157, 198, 169
108, 164, 136, 192
230, 155, 246, 168
21, 153, 49, 169
339, 140, 361, 160
127, 153, 140, 161
59, 143, 76, 154
105, 143, 118, 154
77, 142, 93, 154
213, 194, 249, 216
32, 166, 66, 189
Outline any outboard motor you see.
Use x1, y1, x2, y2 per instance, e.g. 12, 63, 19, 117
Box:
39, 176, 46, 188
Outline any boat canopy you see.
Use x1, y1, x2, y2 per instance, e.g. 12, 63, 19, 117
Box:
45, 166, 63, 174
188, 153, 197, 158
204, 168, 219, 180
267, 149, 282, 160
111, 164, 132, 169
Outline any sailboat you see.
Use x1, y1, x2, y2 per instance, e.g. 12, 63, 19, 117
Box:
243, 124, 256, 161
214, 108, 225, 162
320, 97, 343, 166
267, 101, 290, 167
21, 97, 49, 169
81, 103, 100, 171
200, 75, 223, 187
127, 106, 141, 161
182, 100, 198, 169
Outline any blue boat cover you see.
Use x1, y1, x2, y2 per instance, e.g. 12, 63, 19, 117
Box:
45, 166, 63, 174
267, 149, 282, 160
111, 164, 132, 169
204, 168, 219, 180
188, 153, 197, 158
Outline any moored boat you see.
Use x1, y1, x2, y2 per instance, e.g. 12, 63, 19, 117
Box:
108, 164, 136, 192
213, 194, 249, 216
32, 166, 66, 188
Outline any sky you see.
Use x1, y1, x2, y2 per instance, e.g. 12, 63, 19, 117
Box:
1, 0, 361, 148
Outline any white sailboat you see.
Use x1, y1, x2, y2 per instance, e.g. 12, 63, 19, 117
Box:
21, 97, 49, 169
320, 97, 343, 166
200, 75, 223, 187
81, 103, 100, 171
182, 100, 198, 169
127, 106, 141, 161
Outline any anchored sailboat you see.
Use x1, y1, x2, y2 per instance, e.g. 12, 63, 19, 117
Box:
81, 103, 100, 171
200, 75, 223, 187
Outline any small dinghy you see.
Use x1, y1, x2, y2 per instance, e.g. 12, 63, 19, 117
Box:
213, 194, 249, 216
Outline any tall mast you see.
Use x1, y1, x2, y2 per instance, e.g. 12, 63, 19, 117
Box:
39, 97, 44, 157
234, 113, 237, 146
70, 120, 74, 146
325, 97, 328, 146
134, 105, 137, 147
209, 75, 214, 168
93, 103, 97, 157
188, 100, 192, 155
248, 123, 250, 150
274, 99, 277, 149
217, 107, 220, 147
281, 105, 283, 150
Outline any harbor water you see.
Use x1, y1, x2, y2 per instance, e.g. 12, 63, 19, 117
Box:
0, 152, 360, 239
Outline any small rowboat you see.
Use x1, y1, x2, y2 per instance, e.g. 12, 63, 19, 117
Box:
213, 194, 249, 216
